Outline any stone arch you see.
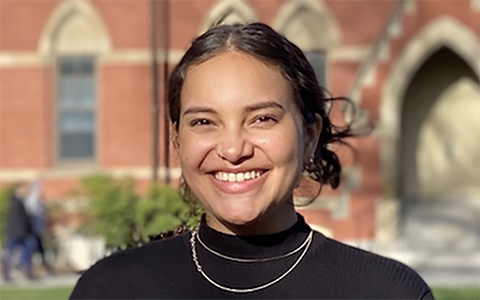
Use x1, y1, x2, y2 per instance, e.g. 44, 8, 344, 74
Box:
380, 16, 479, 202
200, 0, 258, 34
416, 76, 480, 197
273, 0, 340, 51
38, 0, 111, 55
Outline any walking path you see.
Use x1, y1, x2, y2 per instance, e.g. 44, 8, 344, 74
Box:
1, 265, 478, 290
1, 249, 478, 289
0, 273, 79, 289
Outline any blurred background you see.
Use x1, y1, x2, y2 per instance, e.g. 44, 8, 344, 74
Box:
0, 0, 479, 299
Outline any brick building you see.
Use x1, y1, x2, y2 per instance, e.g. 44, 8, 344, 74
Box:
1, 0, 479, 245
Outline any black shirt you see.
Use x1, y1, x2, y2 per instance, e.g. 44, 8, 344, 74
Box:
70, 215, 434, 299
7, 195, 32, 240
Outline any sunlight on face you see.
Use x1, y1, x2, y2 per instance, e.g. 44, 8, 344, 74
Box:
176, 51, 312, 233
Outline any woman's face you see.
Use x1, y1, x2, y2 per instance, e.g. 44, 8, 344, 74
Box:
176, 51, 320, 233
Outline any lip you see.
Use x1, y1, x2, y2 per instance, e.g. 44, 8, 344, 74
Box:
209, 170, 269, 194
209, 167, 267, 173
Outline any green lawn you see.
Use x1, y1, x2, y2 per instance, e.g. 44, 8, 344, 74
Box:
0, 287, 478, 299
433, 288, 480, 300
0, 287, 73, 300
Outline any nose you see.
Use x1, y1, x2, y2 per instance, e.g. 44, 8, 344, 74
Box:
216, 128, 254, 164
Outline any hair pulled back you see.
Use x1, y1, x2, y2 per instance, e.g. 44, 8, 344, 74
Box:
168, 22, 363, 201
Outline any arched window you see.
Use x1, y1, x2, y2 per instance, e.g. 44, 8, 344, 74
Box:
200, 0, 257, 33
274, 0, 340, 88
56, 54, 96, 160
40, 0, 110, 162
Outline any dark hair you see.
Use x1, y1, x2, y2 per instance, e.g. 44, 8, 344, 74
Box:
168, 22, 366, 201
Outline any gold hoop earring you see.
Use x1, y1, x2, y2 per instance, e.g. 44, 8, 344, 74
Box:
305, 157, 315, 173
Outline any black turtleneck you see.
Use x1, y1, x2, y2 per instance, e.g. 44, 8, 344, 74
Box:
70, 214, 433, 299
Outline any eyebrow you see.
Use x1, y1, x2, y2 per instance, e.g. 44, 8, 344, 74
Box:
244, 101, 285, 113
182, 106, 217, 117
181, 101, 285, 117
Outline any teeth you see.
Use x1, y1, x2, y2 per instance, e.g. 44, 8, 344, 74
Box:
213, 171, 263, 182
236, 173, 245, 182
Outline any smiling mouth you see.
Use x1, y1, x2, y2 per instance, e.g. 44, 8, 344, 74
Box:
212, 170, 267, 183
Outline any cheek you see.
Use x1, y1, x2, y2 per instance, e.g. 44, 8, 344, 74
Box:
178, 131, 216, 169
255, 126, 303, 165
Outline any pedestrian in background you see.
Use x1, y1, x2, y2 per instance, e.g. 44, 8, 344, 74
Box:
24, 180, 54, 274
2, 183, 34, 281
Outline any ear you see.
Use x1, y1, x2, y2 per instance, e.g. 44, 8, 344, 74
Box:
170, 123, 180, 150
303, 114, 322, 160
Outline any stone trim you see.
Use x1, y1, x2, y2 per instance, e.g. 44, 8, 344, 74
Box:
0, 167, 182, 181
38, 0, 111, 55
199, 0, 258, 34
272, 0, 341, 50
405, 0, 418, 14
100, 49, 185, 65
378, 16, 480, 240
471, 0, 480, 11
348, 0, 409, 103
0, 46, 370, 68
329, 46, 370, 62
0, 52, 45, 67
0, 50, 184, 67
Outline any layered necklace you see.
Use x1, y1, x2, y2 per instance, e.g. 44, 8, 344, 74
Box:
189, 228, 313, 293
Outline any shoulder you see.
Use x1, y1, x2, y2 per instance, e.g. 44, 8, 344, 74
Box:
84, 233, 189, 275
311, 232, 432, 298
70, 233, 191, 299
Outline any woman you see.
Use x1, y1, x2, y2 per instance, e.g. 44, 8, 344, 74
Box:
70, 23, 433, 299
2, 183, 34, 281
24, 180, 54, 274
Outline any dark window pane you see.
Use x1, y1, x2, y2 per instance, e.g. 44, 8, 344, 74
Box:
59, 57, 94, 76
60, 59, 74, 75
60, 111, 95, 133
59, 78, 95, 109
78, 77, 96, 106
80, 58, 94, 74
305, 51, 326, 87
58, 56, 96, 161
60, 132, 95, 159
59, 78, 77, 107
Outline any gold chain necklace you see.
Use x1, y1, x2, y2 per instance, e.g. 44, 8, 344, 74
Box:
196, 229, 312, 262
190, 229, 313, 293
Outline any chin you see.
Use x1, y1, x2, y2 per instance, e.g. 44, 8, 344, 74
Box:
217, 206, 262, 227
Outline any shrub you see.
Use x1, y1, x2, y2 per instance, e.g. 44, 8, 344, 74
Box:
78, 174, 202, 248
0, 184, 16, 246
136, 184, 193, 243
80, 174, 139, 248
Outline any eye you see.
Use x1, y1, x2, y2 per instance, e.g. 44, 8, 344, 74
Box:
191, 118, 213, 126
254, 115, 277, 124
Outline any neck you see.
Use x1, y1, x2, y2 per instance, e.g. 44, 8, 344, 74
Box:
205, 204, 298, 236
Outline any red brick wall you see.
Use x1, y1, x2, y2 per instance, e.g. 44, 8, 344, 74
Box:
327, 0, 399, 46
92, 0, 151, 49
101, 65, 153, 167
0, 0, 61, 51
0, 67, 51, 168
